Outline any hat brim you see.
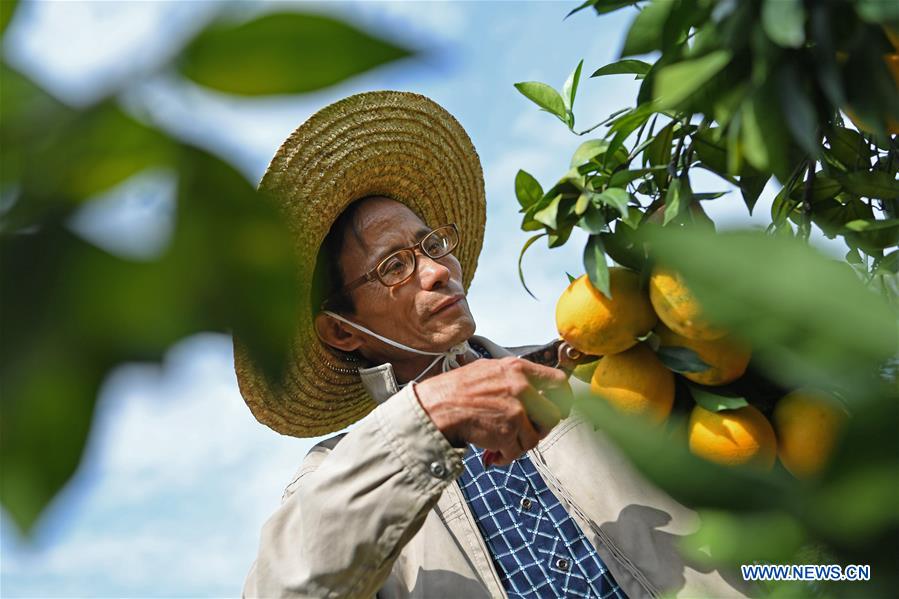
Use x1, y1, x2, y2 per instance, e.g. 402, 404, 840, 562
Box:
233, 91, 486, 438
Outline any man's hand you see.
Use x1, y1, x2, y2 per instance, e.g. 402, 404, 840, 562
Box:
413, 357, 572, 466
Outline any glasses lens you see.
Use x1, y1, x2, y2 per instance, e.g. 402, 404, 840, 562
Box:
377, 249, 415, 286
422, 226, 458, 259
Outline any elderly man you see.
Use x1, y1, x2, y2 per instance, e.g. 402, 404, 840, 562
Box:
236, 92, 750, 598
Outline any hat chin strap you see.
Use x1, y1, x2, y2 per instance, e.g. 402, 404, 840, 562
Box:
323, 311, 473, 386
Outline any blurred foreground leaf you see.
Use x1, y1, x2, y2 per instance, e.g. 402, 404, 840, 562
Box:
577, 395, 793, 512
0, 146, 297, 534
179, 12, 413, 95
648, 228, 898, 394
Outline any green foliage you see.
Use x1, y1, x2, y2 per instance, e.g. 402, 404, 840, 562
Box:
178, 12, 413, 95
514, 1, 899, 591
0, 5, 408, 534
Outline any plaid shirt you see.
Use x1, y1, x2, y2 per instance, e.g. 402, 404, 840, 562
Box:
458, 446, 627, 598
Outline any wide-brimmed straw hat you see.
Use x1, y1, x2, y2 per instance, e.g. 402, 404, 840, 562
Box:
233, 91, 487, 438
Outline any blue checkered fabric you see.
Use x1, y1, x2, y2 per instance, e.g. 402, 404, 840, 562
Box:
458, 446, 627, 598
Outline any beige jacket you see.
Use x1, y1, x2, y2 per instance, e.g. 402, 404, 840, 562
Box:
244, 336, 752, 598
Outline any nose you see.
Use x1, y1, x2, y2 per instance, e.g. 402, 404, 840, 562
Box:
417, 252, 451, 290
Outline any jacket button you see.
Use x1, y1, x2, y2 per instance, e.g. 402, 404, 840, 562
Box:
555, 558, 570, 572
429, 461, 447, 478
520, 498, 533, 511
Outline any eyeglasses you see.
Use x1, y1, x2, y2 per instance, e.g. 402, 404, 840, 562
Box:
342, 223, 460, 293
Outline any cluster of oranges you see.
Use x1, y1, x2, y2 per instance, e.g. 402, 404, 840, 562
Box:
555, 266, 846, 478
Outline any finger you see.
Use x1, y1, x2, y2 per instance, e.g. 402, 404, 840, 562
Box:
516, 414, 542, 451
519, 387, 562, 436
515, 359, 570, 392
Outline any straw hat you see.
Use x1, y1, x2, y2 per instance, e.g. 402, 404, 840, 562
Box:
233, 91, 487, 438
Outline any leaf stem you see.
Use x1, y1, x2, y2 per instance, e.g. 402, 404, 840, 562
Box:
801, 158, 815, 242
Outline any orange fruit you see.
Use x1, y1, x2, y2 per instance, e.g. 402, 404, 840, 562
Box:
590, 343, 674, 423
649, 266, 726, 341
688, 405, 777, 468
773, 391, 846, 478
655, 324, 751, 386
556, 270, 657, 356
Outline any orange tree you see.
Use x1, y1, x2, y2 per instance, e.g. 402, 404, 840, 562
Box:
0, 5, 412, 535
515, 1, 898, 597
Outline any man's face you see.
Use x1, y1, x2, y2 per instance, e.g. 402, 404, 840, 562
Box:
337, 197, 476, 358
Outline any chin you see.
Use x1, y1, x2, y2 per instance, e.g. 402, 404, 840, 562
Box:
441, 313, 476, 348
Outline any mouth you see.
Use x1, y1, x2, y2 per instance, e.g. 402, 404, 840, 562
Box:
431, 294, 465, 316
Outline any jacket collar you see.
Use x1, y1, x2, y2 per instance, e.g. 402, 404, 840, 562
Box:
357, 335, 513, 404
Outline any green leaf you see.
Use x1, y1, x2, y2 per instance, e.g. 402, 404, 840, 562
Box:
788, 174, 841, 204
645, 121, 675, 187
648, 228, 899, 392
578, 205, 607, 234
518, 233, 546, 300
1, 0, 18, 35
576, 396, 792, 512
514, 81, 567, 121
565, 0, 598, 19
656, 346, 711, 374
562, 59, 584, 113
515, 169, 543, 209
741, 85, 791, 181
838, 171, 899, 200
855, 0, 899, 22
604, 105, 655, 168
566, 271, 578, 284
574, 192, 590, 216
179, 13, 412, 95
591, 59, 652, 78
609, 167, 663, 188
621, 0, 673, 57
690, 385, 750, 412
584, 234, 611, 298
777, 65, 819, 156
592, 0, 639, 16
663, 177, 693, 225
826, 127, 871, 170
601, 224, 645, 270
844, 218, 899, 232
593, 187, 631, 220
740, 174, 770, 215
654, 51, 732, 109
680, 510, 805, 565
534, 194, 563, 229
570, 139, 610, 169
761, 0, 806, 48
874, 251, 899, 274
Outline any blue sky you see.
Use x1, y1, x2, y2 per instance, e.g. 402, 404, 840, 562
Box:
0, 1, 844, 596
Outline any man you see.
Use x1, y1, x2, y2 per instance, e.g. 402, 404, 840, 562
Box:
235, 92, 750, 598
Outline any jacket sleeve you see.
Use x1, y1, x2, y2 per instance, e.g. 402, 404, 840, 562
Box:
242, 383, 468, 598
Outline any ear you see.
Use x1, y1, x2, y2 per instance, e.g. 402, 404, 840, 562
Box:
314, 312, 365, 353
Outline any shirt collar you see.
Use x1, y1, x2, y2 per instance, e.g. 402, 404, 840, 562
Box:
357, 335, 512, 404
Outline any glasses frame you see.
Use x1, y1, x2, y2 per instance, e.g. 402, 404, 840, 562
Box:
341, 223, 460, 294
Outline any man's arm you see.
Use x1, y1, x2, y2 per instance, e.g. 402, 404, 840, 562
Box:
244, 357, 572, 597
244, 384, 465, 598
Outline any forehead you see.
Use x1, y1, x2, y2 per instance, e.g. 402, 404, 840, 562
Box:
347, 197, 430, 252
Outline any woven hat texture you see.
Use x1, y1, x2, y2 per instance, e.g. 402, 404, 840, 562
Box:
233, 91, 486, 437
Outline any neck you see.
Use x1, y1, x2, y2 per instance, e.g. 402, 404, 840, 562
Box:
390, 345, 478, 385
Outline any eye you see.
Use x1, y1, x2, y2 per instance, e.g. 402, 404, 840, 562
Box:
424, 235, 446, 255
381, 256, 406, 275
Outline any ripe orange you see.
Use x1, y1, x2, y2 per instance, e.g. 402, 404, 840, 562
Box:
590, 343, 674, 423
688, 405, 777, 468
655, 324, 751, 386
556, 270, 657, 356
649, 266, 726, 341
773, 391, 846, 478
